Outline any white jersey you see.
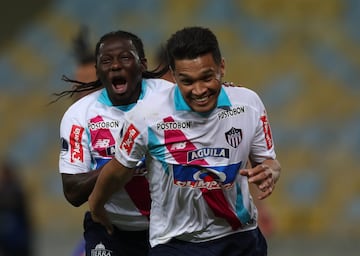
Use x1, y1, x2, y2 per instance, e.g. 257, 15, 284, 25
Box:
59, 79, 173, 231
115, 79, 276, 247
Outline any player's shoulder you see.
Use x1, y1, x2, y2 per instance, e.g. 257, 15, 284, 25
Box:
126, 79, 175, 124
144, 78, 175, 92
222, 85, 265, 112
142, 78, 176, 102
69, 89, 101, 106
62, 90, 102, 119
223, 84, 260, 99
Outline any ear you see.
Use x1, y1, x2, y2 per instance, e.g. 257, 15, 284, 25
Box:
141, 58, 148, 72
170, 70, 176, 83
220, 57, 225, 77
169, 66, 176, 81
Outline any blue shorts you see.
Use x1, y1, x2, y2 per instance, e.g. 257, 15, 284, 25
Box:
83, 211, 149, 256
149, 227, 267, 256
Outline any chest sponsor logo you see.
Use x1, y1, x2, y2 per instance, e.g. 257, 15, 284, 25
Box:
187, 148, 229, 163
157, 120, 192, 130
88, 120, 119, 130
218, 106, 245, 120
120, 124, 140, 155
260, 114, 273, 149
70, 125, 84, 163
89, 116, 116, 158
173, 163, 241, 190
225, 127, 242, 148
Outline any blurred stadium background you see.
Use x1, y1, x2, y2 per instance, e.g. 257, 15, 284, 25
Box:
1, 0, 359, 255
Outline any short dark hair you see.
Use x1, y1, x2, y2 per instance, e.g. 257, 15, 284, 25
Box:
166, 27, 222, 69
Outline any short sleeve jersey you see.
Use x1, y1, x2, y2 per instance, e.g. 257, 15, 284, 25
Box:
59, 80, 172, 231
115, 80, 277, 246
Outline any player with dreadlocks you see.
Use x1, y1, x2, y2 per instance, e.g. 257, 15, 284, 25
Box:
58, 29, 172, 256
51, 28, 168, 104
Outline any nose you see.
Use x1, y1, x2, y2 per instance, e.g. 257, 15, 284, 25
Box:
111, 59, 122, 71
192, 81, 207, 95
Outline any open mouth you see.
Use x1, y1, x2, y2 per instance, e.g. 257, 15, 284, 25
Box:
194, 96, 209, 102
112, 77, 127, 94
192, 95, 210, 105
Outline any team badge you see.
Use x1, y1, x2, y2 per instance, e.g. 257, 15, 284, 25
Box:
225, 127, 242, 148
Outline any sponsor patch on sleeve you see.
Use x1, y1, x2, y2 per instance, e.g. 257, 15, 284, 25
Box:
70, 125, 85, 163
260, 114, 273, 150
120, 124, 140, 155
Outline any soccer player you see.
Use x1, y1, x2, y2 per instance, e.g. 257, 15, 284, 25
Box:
58, 30, 173, 256
89, 26, 281, 256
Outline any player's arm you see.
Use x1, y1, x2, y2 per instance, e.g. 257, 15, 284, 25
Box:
61, 170, 102, 207
88, 158, 133, 234
59, 118, 101, 207
240, 91, 281, 199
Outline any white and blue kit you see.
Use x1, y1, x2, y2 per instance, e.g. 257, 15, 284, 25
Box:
59, 79, 171, 231
115, 80, 276, 248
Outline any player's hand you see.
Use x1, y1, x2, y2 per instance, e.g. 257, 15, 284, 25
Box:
239, 164, 275, 200
89, 198, 114, 235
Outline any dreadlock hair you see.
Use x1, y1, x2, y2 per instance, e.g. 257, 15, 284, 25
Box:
50, 29, 169, 104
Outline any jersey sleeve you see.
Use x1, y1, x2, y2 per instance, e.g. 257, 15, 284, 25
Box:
115, 119, 147, 169
250, 92, 277, 163
59, 109, 92, 174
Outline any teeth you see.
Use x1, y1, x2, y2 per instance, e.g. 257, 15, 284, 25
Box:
193, 96, 208, 102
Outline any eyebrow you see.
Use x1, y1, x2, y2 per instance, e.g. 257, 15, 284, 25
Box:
178, 69, 215, 79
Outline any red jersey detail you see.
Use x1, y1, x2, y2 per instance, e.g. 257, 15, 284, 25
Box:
163, 116, 242, 230
70, 125, 85, 163
260, 114, 273, 150
120, 124, 140, 155
89, 115, 115, 157
125, 176, 151, 219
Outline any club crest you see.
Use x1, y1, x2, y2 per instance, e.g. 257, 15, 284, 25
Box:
225, 127, 242, 148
